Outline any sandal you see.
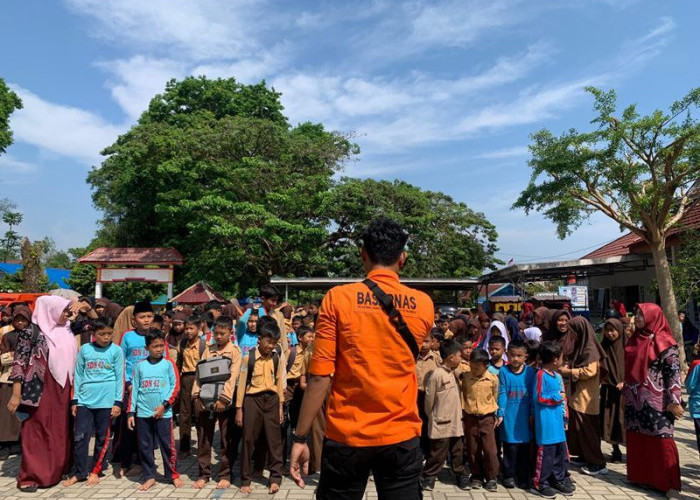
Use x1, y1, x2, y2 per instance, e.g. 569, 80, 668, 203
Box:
19, 484, 38, 493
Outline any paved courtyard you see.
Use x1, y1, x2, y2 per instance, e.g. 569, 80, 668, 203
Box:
0, 414, 697, 500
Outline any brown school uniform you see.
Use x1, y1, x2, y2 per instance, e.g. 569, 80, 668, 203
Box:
416, 351, 440, 455
176, 337, 205, 453
0, 330, 21, 442
462, 370, 499, 482
237, 347, 285, 487
192, 341, 242, 482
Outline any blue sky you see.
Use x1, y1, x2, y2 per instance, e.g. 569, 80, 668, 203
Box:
0, 0, 697, 269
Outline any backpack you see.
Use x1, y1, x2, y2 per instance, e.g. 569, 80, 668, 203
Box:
196, 356, 232, 410
245, 345, 281, 389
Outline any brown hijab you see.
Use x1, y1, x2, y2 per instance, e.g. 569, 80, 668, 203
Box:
113, 305, 134, 343
96, 298, 124, 321
601, 319, 625, 386
544, 309, 577, 361
568, 316, 605, 369
534, 307, 553, 332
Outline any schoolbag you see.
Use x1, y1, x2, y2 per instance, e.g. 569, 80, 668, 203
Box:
245, 345, 281, 389
196, 356, 232, 410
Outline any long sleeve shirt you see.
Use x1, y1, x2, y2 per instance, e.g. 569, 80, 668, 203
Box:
192, 341, 242, 404
533, 369, 567, 445
686, 360, 700, 419
73, 342, 124, 409
129, 357, 179, 418
236, 347, 285, 408
566, 361, 600, 415
497, 364, 534, 443
120, 330, 149, 385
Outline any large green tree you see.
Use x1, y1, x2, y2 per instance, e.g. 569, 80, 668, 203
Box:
321, 178, 499, 277
0, 78, 22, 154
87, 76, 499, 297
514, 87, 700, 368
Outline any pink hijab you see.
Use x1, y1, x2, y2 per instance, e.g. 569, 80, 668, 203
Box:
32, 296, 77, 388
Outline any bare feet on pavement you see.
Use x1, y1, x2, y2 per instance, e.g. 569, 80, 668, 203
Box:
173, 478, 183, 488
268, 483, 280, 494
86, 473, 100, 487
193, 478, 207, 489
138, 478, 156, 491
62, 476, 79, 487
240, 485, 252, 494
216, 479, 231, 489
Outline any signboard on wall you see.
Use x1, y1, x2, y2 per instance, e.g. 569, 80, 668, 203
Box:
97, 267, 173, 283
559, 286, 589, 310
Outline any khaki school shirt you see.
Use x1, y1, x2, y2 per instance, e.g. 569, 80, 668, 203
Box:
287, 345, 306, 380
416, 351, 440, 392
181, 339, 201, 373
236, 348, 285, 407
424, 365, 464, 439
191, 342, 242, 404
461, 370, 499, 415
567, 361, 600, 415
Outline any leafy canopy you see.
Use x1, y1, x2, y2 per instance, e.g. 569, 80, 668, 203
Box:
87, 76, 499, 296
513, 86, 700, 242
0, 78, 22, 154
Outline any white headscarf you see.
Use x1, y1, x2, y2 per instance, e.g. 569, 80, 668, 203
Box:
484, 320, 509, 361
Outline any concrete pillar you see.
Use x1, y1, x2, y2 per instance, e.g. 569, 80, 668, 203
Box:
95, 281, 103, 299
167, 282, 174, 300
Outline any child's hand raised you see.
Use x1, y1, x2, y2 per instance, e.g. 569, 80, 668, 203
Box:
127, 416, 135, 430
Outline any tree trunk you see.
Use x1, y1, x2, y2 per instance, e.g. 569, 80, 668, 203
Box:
649, 237, 687, 371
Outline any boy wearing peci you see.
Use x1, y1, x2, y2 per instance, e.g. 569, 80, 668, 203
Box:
497, 339, 535, 489
421, 339, 470, 491
64, 318, 124, 487
462, 348, 499, 492
192, 316, 242, 489
235, 319, 285, 495
128, 331, 181, 491
531, 342, 574, 498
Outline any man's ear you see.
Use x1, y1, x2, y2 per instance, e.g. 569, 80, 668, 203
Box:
398, 251, 407, 269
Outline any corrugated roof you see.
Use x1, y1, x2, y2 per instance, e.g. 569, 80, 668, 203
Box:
78, 247, 183, 266
582, 201, 700, 259
171, 281, 226, 305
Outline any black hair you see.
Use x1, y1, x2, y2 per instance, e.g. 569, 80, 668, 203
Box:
152, 314, 163, 324
470, 348, 490, 365
203, 311, 214, 328
206, 300, 223, 311
525, 339, 540, 361
429, 327, 444, 341
93, 317, 114, 331
185, 315, 201, 326
310, 298, 322, 307
488, 336, 506, 348
258, 320, 281, 342
439, 339, 461, 360
70, 318, 93, 335
213, 315, 233, 330
437, 315, 449, 323
260, 284, 281, 300
539, 341, 562, 365
507, 338, 527, 352
361, 217, 409, 266
292, 315, 304, 323
145, 329, 165, 347
257, 315, 277, 329
455, 334, 470, 347
164, 310, 175, 319
296, 325, 314, 339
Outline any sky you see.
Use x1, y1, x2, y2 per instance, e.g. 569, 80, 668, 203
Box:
0, 0, 697, 270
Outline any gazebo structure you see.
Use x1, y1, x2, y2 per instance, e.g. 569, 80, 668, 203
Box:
78, 248, 183, 300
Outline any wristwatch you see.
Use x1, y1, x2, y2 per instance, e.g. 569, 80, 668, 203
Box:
291, 433, 308, 444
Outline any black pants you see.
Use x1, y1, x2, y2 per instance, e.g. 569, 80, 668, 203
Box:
117, 390, 138, 468
694, 418, 700, 454
532, 442, 568, 490
502, 441, 531, 485
316, 437, 423, 500
136, 417, 179, 482
74, 407, 112, 480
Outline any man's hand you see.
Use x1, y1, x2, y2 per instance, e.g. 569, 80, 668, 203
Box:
127, 416, 135, 430
153, 405, 165, 419
213, 400, 226, 413
289, 442, 310, 488
111, 405, 121, 418
235, 408, 243, 427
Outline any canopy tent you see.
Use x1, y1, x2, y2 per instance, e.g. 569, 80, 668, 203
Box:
171, 281, 227, 305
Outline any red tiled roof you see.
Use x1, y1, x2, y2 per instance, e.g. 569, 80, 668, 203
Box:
582, 201, 700, 259
171, 281, 226, 305
78, 247, 183, 265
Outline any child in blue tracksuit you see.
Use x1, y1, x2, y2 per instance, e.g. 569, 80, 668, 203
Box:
531, 342, 574, 499
685, 359, 700, 456
497, 339, 535, 490
128, 331, 181, 491
64, 318, 124, 487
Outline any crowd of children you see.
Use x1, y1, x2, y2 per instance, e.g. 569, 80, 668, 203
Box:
0, 294, 699, 497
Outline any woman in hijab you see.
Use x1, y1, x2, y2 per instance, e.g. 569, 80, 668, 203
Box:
113, 305, 135, 344
95, 297, 124, 322
532, 307, 552, 339
624, 303, 682, 497
7, 296, 79, 491
561, 316, 607, 476
600, 318, 626, 463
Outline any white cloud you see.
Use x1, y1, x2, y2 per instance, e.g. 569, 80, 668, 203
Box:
477, 146, 530, 159
0, 155, 37, 174
65, 0, 265, 60
8, 85, 125, 166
